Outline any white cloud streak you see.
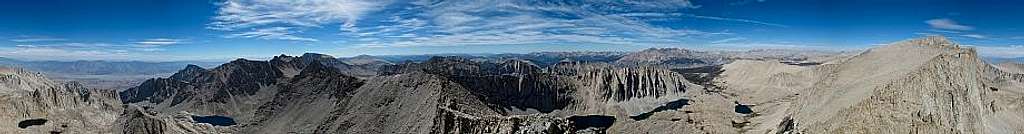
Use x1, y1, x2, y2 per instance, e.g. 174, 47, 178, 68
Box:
710, 37, 746, 44
224, 27, 319, 42
134, 38, 187, 47
961, 34, 987, 39
677, 14, 788, 28
925, 18, 974, 31
9, 36, 66, 42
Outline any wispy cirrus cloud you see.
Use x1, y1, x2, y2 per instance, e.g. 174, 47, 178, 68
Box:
710, 37, 746, 44
209, 0, 777, 47
134, 38, 187, 47
961, 34, 988, 39
208, 0, 391, 42
925, 18, 974, 31
351, 0, 738, 47
224, 27, 319, 42
9, 36, 66, 43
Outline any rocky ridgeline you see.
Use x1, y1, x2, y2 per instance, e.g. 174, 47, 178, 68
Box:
381, 56, 698, 116
433, 107, 571, 133
757, 36, 1024, 133
0, 67, 122, 133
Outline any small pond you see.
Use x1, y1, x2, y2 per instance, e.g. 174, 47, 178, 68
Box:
191, 115, 237, 126
18, 118, 48, 128
734, 103, 753, 114
567, 115, 615, 131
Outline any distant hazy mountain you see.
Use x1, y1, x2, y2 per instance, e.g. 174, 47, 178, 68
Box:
986, 57, 1024, 64
0, 58, 221, 90
0, 58, 220, 75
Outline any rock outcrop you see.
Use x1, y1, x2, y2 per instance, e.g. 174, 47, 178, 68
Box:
114, 105, 233, 134
718, 36, 1024, 133
0, 67, 122, 133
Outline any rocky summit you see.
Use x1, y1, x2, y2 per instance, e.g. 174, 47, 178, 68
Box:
0, 36, 1021, 133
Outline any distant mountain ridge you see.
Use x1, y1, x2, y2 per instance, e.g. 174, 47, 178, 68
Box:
0, 58, 220, 76
0, 58, 223, 90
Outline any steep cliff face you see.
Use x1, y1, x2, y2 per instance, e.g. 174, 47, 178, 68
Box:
551, 62, 696, 116
768, 36, 1024, 133
0, 67, 122, 133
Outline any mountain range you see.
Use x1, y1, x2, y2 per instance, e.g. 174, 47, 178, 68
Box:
0, 59, 220, 90
0, 36, 1022, 133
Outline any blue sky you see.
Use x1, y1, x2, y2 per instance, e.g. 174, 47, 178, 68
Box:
1, 0, 1023, 61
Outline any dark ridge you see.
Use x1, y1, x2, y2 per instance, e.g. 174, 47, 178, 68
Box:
169, 64, 209, 82
780, 61, 822, 66
380, 56, 572, 113
662, 58, 709, 65
119, 78, 189, 104
18, 118, 47, 128
299, 53, 351, 68
734, 102, 753, 114
191, 115, 236, 126
568, 115, 615, 132
630, 98, 690, 120
379, 56, 499, 76
671, 65, 724, 85
295, 62, 341, 77
775, 116, 796, 134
